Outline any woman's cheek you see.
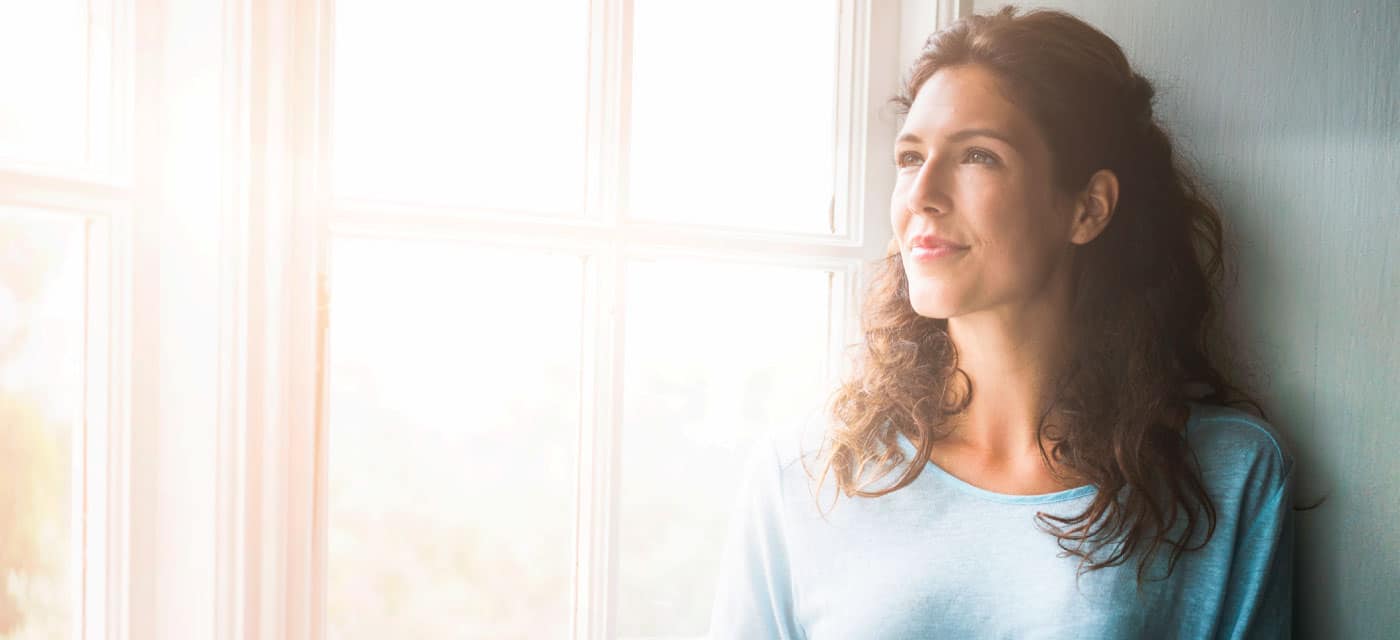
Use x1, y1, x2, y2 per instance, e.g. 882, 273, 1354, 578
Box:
888, 181, 911, 227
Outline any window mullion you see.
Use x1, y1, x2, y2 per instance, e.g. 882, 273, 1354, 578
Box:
834, 0, 864, 240
84, 215, 112, 640
576, 243, 624, 640
603, 0, 634, 637
578, 0, 632, 637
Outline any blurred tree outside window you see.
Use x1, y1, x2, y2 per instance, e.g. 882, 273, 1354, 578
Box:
0, 214, 89, 640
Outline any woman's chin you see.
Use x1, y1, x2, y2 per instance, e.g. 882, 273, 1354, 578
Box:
908, 296, 960, 320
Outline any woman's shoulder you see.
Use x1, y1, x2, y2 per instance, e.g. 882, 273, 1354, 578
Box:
737, 410, 841, 497
1184, 402, 1295, 497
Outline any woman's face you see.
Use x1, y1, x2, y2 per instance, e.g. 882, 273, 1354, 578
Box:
891, 64, 1079, 321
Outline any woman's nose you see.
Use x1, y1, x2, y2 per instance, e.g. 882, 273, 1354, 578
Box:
905, 161, 952, 218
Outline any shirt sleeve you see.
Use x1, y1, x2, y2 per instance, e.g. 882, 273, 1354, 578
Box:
708, 436, 805, 640
1220, 466, 1296, 640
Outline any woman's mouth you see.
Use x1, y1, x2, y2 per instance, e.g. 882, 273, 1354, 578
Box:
910, 245, 967, 261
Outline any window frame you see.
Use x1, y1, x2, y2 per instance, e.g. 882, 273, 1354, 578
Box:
0, 203, 117, 640
0, 0, 133, 637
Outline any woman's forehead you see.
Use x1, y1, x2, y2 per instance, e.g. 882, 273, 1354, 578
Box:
901, 64, 1047, 156
901, 65, 1035, 144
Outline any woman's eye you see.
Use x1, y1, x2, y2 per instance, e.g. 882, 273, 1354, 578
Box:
965, 148, 998, 165
896, 151, 923, 167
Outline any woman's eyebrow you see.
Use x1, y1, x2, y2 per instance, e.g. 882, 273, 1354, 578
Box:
896, 128, 1020, 150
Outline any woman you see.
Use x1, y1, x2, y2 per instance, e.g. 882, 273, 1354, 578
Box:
709, 7, 1293, 639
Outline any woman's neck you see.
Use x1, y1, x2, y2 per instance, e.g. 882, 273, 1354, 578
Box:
944, 281, 1073, 461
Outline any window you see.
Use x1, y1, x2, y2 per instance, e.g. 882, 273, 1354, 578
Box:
0, 208, 110, 640
2, 0, 905, 638
318, 1, 896, 638
0, 2, 125, 639
326, 239, 585, 637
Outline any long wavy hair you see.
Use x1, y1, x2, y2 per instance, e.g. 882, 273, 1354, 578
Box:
815, 6, 1259, 584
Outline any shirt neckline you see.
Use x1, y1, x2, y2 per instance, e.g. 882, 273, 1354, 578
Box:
891, 403, 1201, 505
892, 431, 1098, 505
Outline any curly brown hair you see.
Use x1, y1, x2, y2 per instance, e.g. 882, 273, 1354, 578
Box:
813, 6, 1260, 585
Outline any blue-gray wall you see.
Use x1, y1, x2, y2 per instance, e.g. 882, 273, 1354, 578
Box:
957, 1, 1399, 637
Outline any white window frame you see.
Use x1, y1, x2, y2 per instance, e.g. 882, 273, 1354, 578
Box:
213, 1, 924, 639
0, 200, 119, 640
0, 0, 294, 638
0, 0, 133, 637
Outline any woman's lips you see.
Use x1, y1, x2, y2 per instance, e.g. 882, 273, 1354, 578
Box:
910, 245, 967, 261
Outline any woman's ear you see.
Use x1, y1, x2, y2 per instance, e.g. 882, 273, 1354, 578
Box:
1069, 169, 1119, 245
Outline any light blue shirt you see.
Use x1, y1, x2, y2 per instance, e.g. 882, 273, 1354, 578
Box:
709, 403, 1294, 639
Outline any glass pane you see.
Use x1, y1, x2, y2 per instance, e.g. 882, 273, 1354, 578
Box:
618, 258, 836, 637
333, 1, 590, 213
630, 0, 839, 233
327, 238, 582, 639
0, 2, 91, 167
0, 210, 89, 640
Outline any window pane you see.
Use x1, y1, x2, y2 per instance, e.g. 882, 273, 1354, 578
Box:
619, 258, 837, 637
333, 1, 590, 213
0, 2, 90, 168
630, 0, 839, 233
0, 210, 89, 640
326, 238, 582, 639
